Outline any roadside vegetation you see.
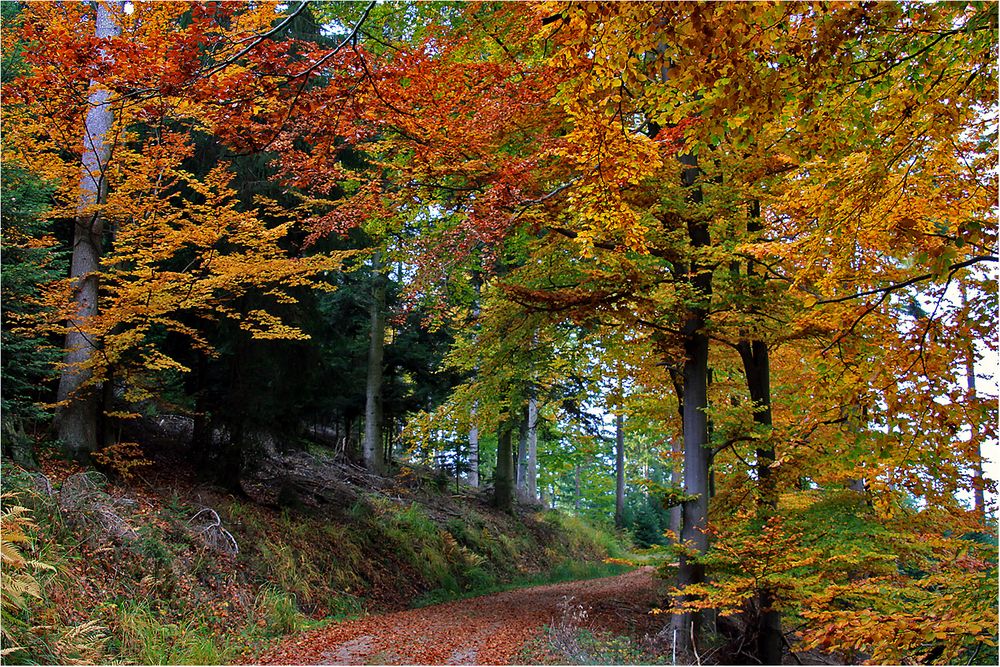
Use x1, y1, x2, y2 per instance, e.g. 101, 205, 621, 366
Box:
0, 450, 628, 665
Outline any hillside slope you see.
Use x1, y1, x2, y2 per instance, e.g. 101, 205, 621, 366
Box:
1, 437, 627, 665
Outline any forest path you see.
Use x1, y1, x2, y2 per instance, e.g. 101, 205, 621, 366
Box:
257, 567, 660, 665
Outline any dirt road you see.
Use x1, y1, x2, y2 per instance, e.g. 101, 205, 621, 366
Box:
258, 567, 660, 665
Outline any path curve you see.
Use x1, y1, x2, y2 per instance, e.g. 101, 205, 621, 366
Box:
258, 567, 660, 665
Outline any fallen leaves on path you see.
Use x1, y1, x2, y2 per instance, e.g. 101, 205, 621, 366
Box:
256, 567, 661, 665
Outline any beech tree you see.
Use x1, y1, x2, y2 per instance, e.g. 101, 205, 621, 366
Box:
4, 2, 350, 461
2, 2, 994, 662
316, 1, 995, 660
54, 0, 122, 455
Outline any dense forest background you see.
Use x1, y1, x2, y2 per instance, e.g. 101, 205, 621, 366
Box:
1, 1, 997, 665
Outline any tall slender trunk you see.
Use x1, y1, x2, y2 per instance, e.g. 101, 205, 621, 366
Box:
574, 464, 581, 511
516, 406, 528, 492
669, 152, 713, 655
669, 436, 682, 540
56, 0, 122, 456
967, 356, 985, 517
615, 413, 626, 528
738, 339, 782, 665
670, 319, 710, 651
493, 419, 515, 512
468, 406, 479, 487
668, 371, 685, 542
468, 272, 482, 487
960, 284, 985, 517
738, 200, 782, 665
363, 251, 386, 474
527, 394, 538, 500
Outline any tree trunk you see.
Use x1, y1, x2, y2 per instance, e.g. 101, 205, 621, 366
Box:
738, 200, 782, 665
468, 406, 479, 487
493, 419, 515, 512
574, 464, 582, 511
738, 339, 783, 666
669, 437, 682, 541
363, 251, 386, 474
468, 270, 483, 487
960, 284, 985, 518
669, 153, 712, 656
527, 394, 538, 500
516, 406, 528, 492
669, 371, 685, 542
615, 413, 626, 528
967, 353, 985, 517
670, 320, 711, 651
56, 0, 121, 457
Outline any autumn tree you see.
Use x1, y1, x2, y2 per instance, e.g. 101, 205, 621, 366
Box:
319, 1, 997, 661
51, 0, 122, 455
2, 1, 355, 468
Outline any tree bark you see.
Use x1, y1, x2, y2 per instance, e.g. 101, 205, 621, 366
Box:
960, 284, 986, 518
574, 464, 581, 511
669, 371, 685, 542
516, 405, 528, 492
527, 394, 538, 500
56, 0, 122, 456
738, 339, 782, 666
669, 438, 682, 540
738, 200, 782, 666
669, 153, 713, 656
967, 354, 985, 517
670, 318, 711, 651
363, 251, 386, 474
493, 419, 515, 512
468, 272, 483, 487
468, 406, 479, 487
615, 413, 626, 528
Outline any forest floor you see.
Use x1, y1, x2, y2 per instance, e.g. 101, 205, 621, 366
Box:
257, 567, 663, 665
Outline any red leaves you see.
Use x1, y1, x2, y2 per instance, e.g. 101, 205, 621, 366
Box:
651, 118, 700, 156
257, 569, 658, 665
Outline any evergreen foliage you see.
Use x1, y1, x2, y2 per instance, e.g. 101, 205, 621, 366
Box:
0, 167, 63, 430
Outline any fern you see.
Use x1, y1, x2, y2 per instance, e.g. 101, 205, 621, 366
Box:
1, 494, 52, 657
1, 492, 107, 664
0, 498, 52, 611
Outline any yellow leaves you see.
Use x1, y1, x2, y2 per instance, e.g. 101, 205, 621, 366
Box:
24, 122, 347, 400
91, 442, 151, 481
240, 310, 311, 341
779, 490, 820, 512
1, 497, 53, 622
726, 115, 748, 129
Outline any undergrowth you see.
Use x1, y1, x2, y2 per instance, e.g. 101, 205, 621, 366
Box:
519, 626, 667, 665
516, 595, 663, 666
0, 459, 628, 665
414, 560, 631, 608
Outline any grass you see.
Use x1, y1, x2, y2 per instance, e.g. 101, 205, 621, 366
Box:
1, 460, 629, 665
107, 600, 228, 665
518, 625, 667, 665
414, 559, 632, 607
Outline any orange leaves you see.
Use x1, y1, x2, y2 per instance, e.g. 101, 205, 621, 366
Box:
91, 442, 151, 481
798, 564, 999, 664
84, 156, 343, 365
5, 0, 350, 402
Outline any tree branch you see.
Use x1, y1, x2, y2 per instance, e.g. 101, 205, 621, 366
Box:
815, 255, 997, 305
